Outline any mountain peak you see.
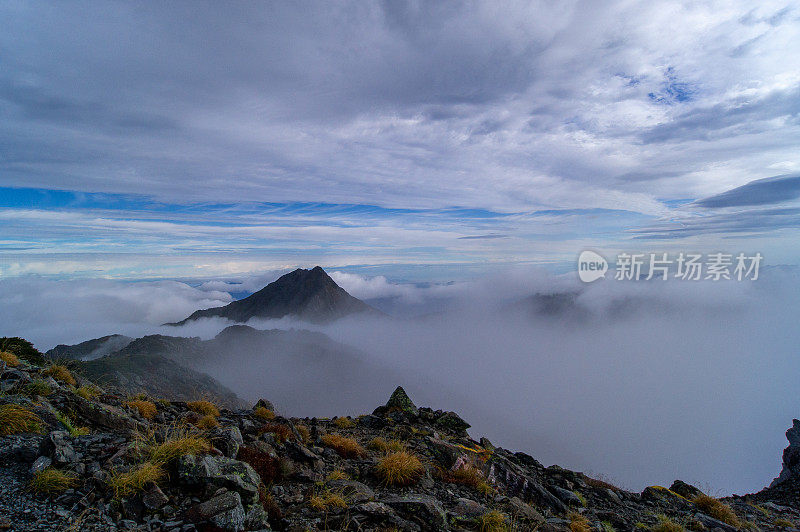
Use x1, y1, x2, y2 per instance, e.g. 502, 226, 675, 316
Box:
170, 266, 377, 325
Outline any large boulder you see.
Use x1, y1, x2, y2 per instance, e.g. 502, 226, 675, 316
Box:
67, 395, 139, 434
486, 456, 567, 515
383, 494, 447, 530
178, 455, 261, 504
210, 425, 243, 458
669, 479, 704, 500
185, 490, 246, 531
39, 431, 77, 465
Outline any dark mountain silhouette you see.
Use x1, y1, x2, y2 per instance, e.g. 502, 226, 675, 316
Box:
168, 266, 378, 325
45, 334, 133, 360
54, 324, 403, 415
80, 350, 244, 409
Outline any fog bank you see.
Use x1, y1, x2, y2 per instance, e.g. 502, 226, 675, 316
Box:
1, 268, 797, 495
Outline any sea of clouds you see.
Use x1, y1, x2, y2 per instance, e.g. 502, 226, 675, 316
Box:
1, 266, 798, 496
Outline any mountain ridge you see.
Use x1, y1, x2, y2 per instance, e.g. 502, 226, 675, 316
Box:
168, 266, 379, 326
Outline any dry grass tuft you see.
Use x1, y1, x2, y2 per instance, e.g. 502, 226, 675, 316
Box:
258, 482, 283, 521
368, 437, 405, 454
108, 462, 164, 498
444, 464, 493, 496
125, 399, 157, 420
334, 417, 355, 429
195, 414, 219, 429
369, 437, 390, 453
145, 427, 210, 464
259, 422, 294, 443
43, 365, 76, 386
568, 512, 591, 532
387, 439, 406, 452
238, 445, 282, 484
24, 379, 52, 397
584, 475, 621, 491
0, 404, 43, 435
0, 350, 20, 367
253, 406, 275, 421
650, 515, 684, 532
296, 424, 310, 443
75, 386, 100, 400
774, 519, 795, 529
326, 469, 350, 481
376, 451, 424, 486
321, 433, 366, 458
29, 468, 78, 494
693, 495, 740, 527
476, 510, 507, 532
186, 400, 219, 417
308, 489, 348, 512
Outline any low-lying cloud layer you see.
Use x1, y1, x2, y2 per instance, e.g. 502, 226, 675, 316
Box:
1, 267, 797, 495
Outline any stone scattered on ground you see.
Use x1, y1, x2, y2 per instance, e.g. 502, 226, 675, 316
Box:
1, 347, 799, 531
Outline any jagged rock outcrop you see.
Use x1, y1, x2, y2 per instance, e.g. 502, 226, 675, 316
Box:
771, 418, 800, 488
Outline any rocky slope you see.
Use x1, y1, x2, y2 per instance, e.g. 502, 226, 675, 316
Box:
169, 267, 378, 326
1, 341, 799, 531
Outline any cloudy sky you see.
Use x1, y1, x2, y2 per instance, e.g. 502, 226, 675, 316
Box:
1, 0, 799, 279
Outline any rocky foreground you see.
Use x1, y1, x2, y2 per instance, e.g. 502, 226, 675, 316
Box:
1, 344, 799, 531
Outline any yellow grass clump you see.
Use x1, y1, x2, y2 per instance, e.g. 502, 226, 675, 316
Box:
693, 495, 740, 527
368, 437, 405, 454
259, 422, 293, 443
125, 399, 157, 420
29, 468, 78, 494
75, 386, 100, 400
109, 462, 164, 498
325, 469, 350, 481
43, 365, 76, 386
195, 414, 219, 429
187, 400, 219, 417
321, 433, 366, 458
445, 464, 493, 496
308, 489, 348, 512
0, 351, 20, 367
25, 379, 52, 397
253, 406, 275, 421
477, 510, 507, 532
369, 437, 390, 453
376, 451, 424, 486
650, 515, 683, 532
334, 417, 354, 429
0, 404, 43, 435
147, 432, 211, 464
568, 512, 591, 532
296, 424, 310, 443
